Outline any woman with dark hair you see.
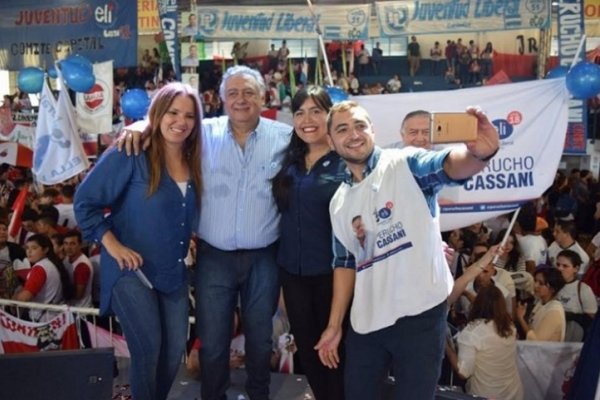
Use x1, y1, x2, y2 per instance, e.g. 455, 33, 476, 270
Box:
492, 229, 524, 272
516, 267, 566, 341
479, 42, 494, 81
492, 228, 534, 294
556, 249, 597, 341
272, 86, 346, 400
446, 286, 523, 399
13, 234, 73, 322
75, 82, 203, 400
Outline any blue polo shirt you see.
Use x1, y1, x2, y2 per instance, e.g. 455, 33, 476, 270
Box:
277, 151, 346, 276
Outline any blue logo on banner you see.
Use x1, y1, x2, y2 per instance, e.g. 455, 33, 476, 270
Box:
94, 1, 119, 29
383, 6, 408, 33
492, 119, 514, 140
347, 9, 367, 26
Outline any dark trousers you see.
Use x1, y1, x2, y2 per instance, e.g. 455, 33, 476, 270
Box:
281, 270, 345, 400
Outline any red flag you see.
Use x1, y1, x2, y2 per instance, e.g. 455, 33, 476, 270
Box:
8, 187, 28, 238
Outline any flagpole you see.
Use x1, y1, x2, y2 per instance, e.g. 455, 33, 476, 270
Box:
569, 34, 587, 69
492, 208, 521, 264
306, 0, 333, 86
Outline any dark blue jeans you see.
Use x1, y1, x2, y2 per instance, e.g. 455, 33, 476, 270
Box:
111, 274, 188, 400
344, 301, 447, 400
195, 241, 279, 400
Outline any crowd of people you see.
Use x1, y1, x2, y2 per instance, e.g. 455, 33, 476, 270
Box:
0, 59, 598, 400
101, 36, 496, 125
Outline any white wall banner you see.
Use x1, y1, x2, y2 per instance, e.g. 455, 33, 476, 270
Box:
196, 5, 370, 40
76, 60, 114, 135
376, 0, 550, 36
356, 78, 569, 231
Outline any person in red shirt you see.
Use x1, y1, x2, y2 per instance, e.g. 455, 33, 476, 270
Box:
12, 234, 73, 321
63, 230, 94, 308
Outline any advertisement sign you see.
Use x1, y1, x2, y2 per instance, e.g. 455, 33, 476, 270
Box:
0, 0, 137, 70
376, 0, 550, 36
195, 5, 370, 40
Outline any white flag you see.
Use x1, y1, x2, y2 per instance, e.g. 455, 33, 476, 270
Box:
76, 60, 113, 134
32, 69, 89, 185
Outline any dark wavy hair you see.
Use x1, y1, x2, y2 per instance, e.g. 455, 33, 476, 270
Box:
492, 229, 522, 271
26, 234, 74, 302
468, 285, 515, 338
272, 86, 333, 211
535, 267, 566, 298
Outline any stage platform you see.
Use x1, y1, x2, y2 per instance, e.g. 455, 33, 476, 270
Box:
113, 358, 315, 400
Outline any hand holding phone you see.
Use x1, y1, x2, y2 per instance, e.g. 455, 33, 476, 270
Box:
430, 112, 478, 144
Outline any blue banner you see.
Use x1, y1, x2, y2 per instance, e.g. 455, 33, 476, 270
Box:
0, 0, 137, 70
195, 5, 370, 40
557, 0, 587, 155
158, 0, 180, 81
376, 0, 550, 36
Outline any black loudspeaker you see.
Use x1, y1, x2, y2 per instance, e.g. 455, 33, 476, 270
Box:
0, 348, 114, 400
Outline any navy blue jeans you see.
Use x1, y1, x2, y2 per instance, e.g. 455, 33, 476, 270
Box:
111, 274, 188, 400
195, 241, 280, 400
344, 301, 447, 400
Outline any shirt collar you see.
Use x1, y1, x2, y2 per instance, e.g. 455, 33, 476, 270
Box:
226, 117, 261, 139
343, 146, 382, 185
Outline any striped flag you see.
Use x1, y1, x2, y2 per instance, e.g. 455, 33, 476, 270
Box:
8, 186, 28, 239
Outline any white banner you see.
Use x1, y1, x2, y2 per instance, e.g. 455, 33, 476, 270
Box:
76, 60, 113, 135
32, 70, 90, 185
196, 5, 370, 40
376, 0, 550, 36
356, 78, 570, 231
516, 341, 583, 400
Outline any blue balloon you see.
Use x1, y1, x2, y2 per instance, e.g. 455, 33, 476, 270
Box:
61, 60, 95, 92
47, 66, 58, 79
546, 65, 569, 79
121, 89, 150, 120
566, 62, 600, 100
63, 54, 93, 74
325, 86, 349, 104
17, 67, 45, 93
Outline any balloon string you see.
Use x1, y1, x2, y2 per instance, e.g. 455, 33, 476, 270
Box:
570, 34, 587, 70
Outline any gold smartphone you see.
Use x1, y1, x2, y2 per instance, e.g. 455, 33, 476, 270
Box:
430, 113, 478, 144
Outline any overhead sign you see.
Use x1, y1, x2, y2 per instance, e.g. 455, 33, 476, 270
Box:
375, 0, 550, 36
195, 5, 370, 40
584, 0, 600, 41
0, 0, 137, 70
138, 0, 160, 34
